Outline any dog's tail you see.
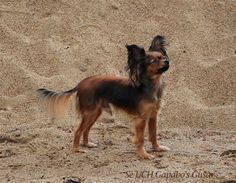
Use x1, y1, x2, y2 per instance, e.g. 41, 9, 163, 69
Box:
37, 87, 78, 117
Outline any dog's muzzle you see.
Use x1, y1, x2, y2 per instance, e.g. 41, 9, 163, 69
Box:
157, 60, 169, 74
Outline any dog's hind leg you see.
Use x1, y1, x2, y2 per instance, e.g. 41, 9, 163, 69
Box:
72, 109, 99, 152
82, 108, 101, 148
72, 117, 87, 153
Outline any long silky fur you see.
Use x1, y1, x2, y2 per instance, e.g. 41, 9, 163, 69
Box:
149, 35, 168, 56
37, 88, 77, 117
126, 44, 146, 86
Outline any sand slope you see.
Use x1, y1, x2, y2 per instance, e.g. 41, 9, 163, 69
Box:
0, 0, 235, 182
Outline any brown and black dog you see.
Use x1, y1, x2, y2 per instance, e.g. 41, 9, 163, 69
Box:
37, 35, 170, 159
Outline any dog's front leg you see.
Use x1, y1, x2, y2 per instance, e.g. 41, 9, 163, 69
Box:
148, 111, 161, 151
133, 117, 154, 159
148, 107, 170, 152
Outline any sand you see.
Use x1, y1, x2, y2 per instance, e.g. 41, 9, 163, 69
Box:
0, 0, 235, 182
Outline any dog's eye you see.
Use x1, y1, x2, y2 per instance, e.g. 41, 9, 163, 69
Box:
149, 59, 158, 65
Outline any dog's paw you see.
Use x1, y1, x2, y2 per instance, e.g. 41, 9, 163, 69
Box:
137, 151, 154, 159
82, 142, 98, 148
72, 147, 87, 153
153, 144, 170, 152
154, 145, 170, 152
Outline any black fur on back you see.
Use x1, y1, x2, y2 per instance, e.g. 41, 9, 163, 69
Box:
98, 80, 142, 111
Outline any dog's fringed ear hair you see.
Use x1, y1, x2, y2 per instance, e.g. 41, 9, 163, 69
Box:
126, 44, 146, 86
149, 35, 168, 56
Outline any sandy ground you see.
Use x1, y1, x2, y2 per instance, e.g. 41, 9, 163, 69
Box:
0, 0, 236, 182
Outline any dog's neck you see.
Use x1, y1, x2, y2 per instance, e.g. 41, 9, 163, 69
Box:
139, 75, 164, 101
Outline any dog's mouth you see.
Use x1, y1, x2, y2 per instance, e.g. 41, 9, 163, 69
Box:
157, 62, 169, 74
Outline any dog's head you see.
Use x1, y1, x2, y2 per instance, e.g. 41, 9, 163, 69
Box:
126, 44, 169, 86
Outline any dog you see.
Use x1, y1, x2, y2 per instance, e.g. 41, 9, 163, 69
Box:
37, 35, 170, 159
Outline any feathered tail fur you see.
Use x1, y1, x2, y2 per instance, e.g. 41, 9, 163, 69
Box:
37, 87, 77, 117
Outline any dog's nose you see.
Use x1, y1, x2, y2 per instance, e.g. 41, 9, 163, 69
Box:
164, 60, 169, 65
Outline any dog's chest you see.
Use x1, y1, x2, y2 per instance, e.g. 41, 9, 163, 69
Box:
152, 81, 164, 102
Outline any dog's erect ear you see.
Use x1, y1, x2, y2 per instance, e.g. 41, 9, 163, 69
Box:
149, 35, 168, 54
126, 44, 146, 59
149, 35, 170, 63
126, 44, 146, 86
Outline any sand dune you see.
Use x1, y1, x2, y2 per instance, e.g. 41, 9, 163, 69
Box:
0, 0, 235, 182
